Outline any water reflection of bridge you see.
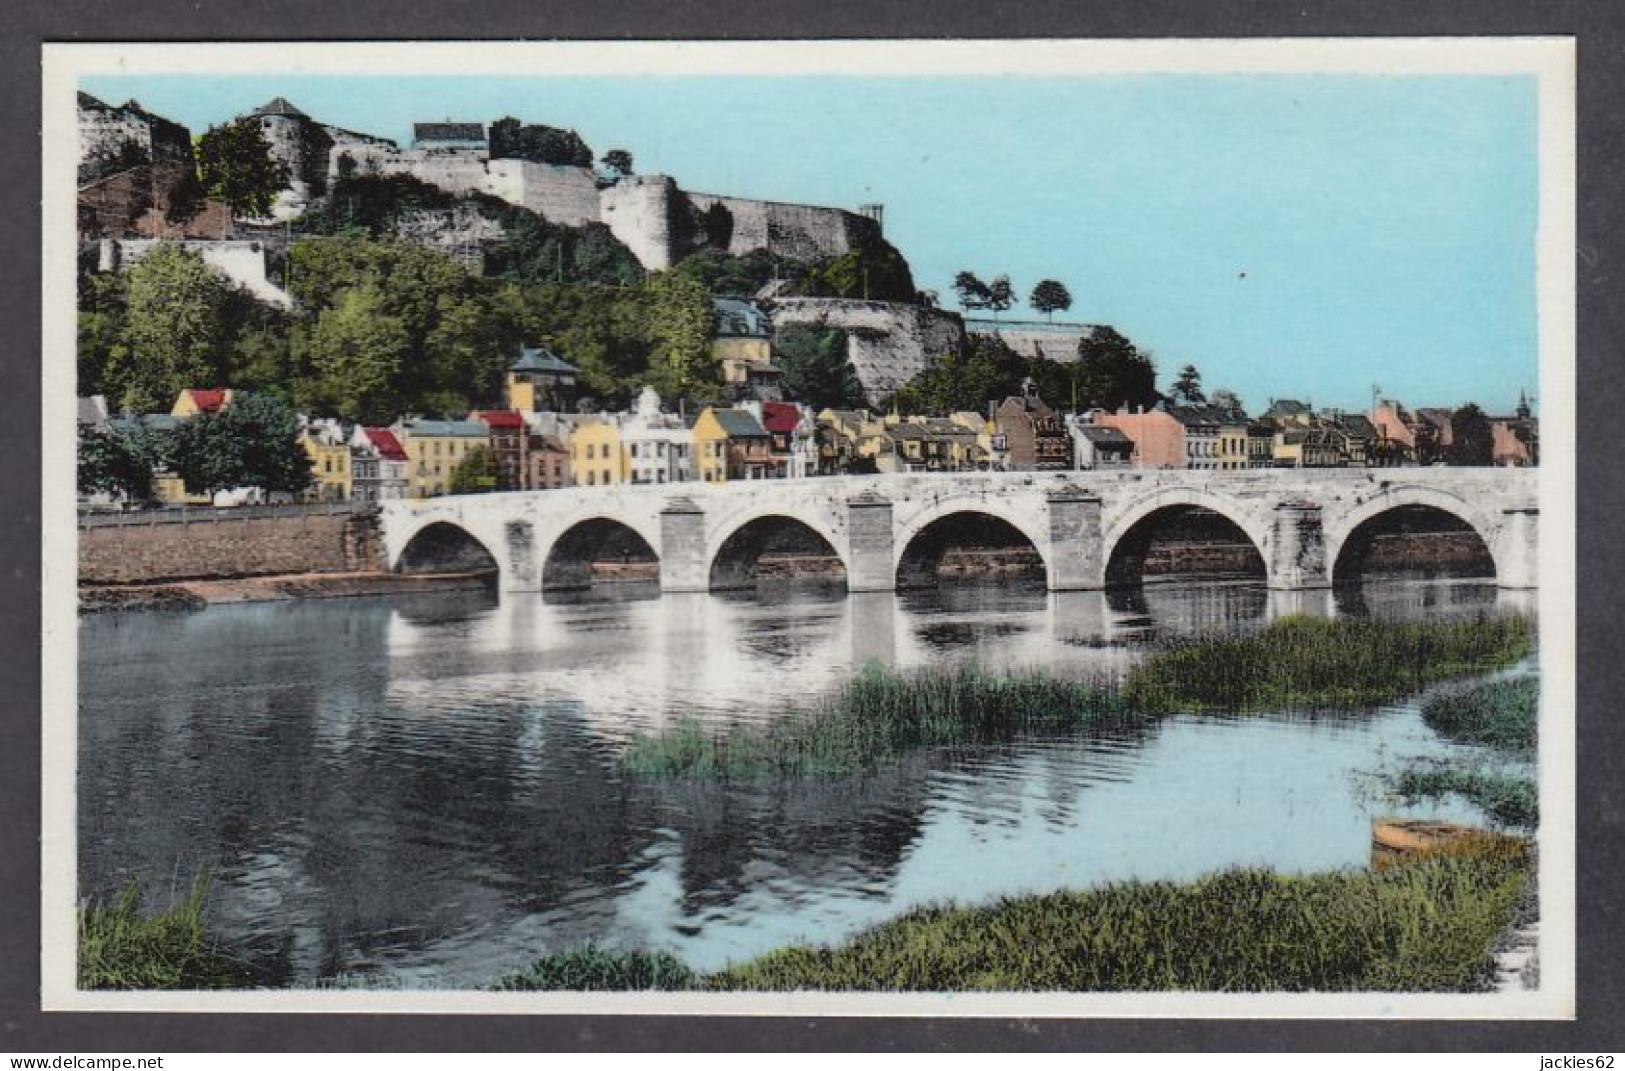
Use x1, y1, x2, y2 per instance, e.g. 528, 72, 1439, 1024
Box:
381, 469, 1539, 595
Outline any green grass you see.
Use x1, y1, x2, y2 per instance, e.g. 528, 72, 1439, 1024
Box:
1420, 676, 1539, 753
78, 872, 251, 990
1395, 766, 1539, 830
496, 839, 1528, 993
1123, 615, 1533, 714
622, 661, 1135, 779
493, 948, 696, 991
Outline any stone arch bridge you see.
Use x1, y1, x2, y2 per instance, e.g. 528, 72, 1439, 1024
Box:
379, 469, 1540, 594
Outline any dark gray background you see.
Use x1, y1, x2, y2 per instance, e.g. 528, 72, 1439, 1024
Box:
4, 0, 1620, 1052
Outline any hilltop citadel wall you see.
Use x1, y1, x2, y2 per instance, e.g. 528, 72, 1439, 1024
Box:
767, 298, 966, 401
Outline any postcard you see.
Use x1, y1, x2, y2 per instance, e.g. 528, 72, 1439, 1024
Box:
41, 38, 1576, 1016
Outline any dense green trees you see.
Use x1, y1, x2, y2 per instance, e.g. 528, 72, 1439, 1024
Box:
77, 424, 164, 503
776, 328, 866, 410
168, 393, 312, 497
891, 334, 1035, 416
101, 246, 238, 413
195, 120, 287, 218
488, 117, 593, 167
643, 272, 722, 402
1448, 404, 1495, 466
449, 446, 501, 494
1074, 327, 1159, 412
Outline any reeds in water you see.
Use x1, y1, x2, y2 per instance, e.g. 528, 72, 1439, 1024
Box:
1420, 676, 1539, 753
493, 947, 695, 991
1123, 615, 1534, 714
1395, 766, 1539, 829
621, 662, 1134, 780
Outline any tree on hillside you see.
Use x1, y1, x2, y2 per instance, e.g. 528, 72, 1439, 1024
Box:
1171, 364, 1206, 405
1447, 403, 1494, 466
985, 275, 1015, 320
77, 424, 164, 504
642, 271, 721, 403
776, 328, 867, 410
891, 334, 1028, 416
195, 120, 288, 218
674, 249, 807, 297
106, 246, 235, 413
169, 393, 311, 498
782, 234, 918, 304
301, 281, 410, 424
449, 445, 501, 494
1029, 279, 1072, 322
1075, 327, 1159, 412
953, 271, 992, 313
600, 149, 634, 179
1209, 388, 1243, 414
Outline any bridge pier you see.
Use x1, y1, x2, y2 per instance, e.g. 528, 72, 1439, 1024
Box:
1045, 489, 1105, 591
503, 519, 539, 591
1268, 501, 1331, 591
658, 497, 709, 593
1497, 505, 1539, 590
846, 492, 896, 592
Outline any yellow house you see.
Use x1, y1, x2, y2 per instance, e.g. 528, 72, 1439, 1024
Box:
569, 419, 625, 487
710, 298, 781, 395
401, 419, 490, 498
170, 388, 234, 418
300, 422, 352, 502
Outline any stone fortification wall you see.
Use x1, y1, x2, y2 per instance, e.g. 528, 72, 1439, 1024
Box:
331, 144, 604, 227
106, 239, 292, 308
488, 160, 602, 227
79, 509, 384, 585
601, 176, 880, 271
682, 190, 878, 264
965, 319, 1099, 363
599, 175, 676, 268
767, 298, 965, 401
77, 93, 194, 186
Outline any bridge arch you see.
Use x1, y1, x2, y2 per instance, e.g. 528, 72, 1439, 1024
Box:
541, 515, 661, 591
1325, 486, 1502, 584
893, 498, 1050, 589
1102, 489, 1270, 588
392, 519, 500, 575
707, 508, 849, 590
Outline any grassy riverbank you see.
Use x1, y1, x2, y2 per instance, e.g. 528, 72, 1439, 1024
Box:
623, 615, 1534, 780
622, 661, 1133, 779
497, 836, 1529, 993
1122, 615, 1533, 714
78, 874, 250, 990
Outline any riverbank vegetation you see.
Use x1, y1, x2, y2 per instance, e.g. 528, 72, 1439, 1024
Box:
624, 616, 1534, 781
1419, 676, 1538, 753
621, 662, 1133, 779
78, 873, 250, 990
493, 948, 696, 992
1390, 673, 1540, 830
1394, 767, 1539, 830
497, 836, 1529, 993
1122, 615, 1533, 714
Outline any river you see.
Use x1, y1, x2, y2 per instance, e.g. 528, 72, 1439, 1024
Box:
77, 577, 1536, 988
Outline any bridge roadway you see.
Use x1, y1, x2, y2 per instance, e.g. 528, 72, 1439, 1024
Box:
378, 468, 1540, 594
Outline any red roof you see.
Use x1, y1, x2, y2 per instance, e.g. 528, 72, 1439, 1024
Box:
365, 427, 409, 462
184, 389, 228, 413
473, 410, 526, 429
763, 402, 802, 434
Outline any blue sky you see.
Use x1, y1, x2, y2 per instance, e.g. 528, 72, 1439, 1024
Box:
81, 73, 1539, 413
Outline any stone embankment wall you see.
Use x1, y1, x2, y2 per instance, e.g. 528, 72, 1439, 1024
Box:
767, 298, 967, 401
79, 508, 386, 585
965, 319, 1099, 363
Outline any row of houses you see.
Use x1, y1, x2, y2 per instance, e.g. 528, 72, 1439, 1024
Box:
79, 349, 1540, 507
